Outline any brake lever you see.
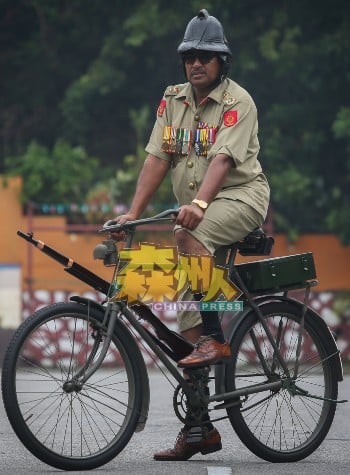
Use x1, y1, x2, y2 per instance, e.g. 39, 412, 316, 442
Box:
103, 219, 118, 228
100, 221, 127, 233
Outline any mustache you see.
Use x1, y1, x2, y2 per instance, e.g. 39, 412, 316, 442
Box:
191, 68, 206, 75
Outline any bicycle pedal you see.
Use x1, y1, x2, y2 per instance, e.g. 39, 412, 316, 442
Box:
186, 426, 203, 444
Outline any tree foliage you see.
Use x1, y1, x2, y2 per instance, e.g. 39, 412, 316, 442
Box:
1, 0, 350, 241
5, 139, 99, 204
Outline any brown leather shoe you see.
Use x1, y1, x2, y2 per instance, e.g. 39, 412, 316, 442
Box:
154, 427, 222, 461
177, 336, 231, 368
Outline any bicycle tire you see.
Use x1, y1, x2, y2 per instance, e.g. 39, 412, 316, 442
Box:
225, 301, 338, 462
1, 301, 145, 471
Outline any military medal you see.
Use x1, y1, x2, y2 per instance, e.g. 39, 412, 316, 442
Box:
171, 127, 177, 151
175, 128, 183, 154
182, 128, 192, 155
209, 127, 216, 146
200, 129, 207, 156
162, 126, 171, 152
162, 126, 192, 155
194, 123, 217, 156
194, 129, 201, 155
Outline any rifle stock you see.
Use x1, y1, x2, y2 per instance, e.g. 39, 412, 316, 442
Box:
17, 230, 110, 295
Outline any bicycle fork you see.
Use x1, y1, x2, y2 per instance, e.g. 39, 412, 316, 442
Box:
63, 301, 119, 392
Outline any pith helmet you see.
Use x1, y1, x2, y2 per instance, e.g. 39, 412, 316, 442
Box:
177, 9, 232, 57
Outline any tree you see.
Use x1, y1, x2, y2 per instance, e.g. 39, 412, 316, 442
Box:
4, 139, 99, 205
232, 0, 350, 242
1, 0, 350, 241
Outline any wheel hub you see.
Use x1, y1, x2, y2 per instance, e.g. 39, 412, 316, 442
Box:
63, 379, 83, 393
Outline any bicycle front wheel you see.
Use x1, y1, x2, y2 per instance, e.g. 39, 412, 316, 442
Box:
1, 302, 145, 471
225, 301, 338, 462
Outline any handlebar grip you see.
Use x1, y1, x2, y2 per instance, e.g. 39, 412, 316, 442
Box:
150, 208, 179, 219
103, 219, 119, 228
101, 220, 124, 232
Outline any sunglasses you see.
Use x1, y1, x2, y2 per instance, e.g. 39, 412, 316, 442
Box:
182, 51, 217, 65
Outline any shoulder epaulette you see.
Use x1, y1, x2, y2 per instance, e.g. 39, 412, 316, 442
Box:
164, 84, 186, 96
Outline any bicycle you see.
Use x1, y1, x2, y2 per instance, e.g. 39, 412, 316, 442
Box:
1, 209, 346, 471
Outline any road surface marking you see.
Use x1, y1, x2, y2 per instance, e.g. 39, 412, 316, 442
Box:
207, 467, 233, 475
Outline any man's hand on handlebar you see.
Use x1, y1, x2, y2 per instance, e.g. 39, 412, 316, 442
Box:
175, 204, 204, 230
101, 207, 199, 238
104, 213, 138, 241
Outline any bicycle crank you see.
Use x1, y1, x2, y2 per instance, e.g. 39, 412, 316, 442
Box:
173, 366, 211, 426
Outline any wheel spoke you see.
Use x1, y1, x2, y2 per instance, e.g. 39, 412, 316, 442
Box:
225, 302, 338, 461
2, 304, 143, 470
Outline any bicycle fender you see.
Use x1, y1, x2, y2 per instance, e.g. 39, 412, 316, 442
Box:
70, 295, 107, 314
215, 295, 343, 393
70, 296, 150, 431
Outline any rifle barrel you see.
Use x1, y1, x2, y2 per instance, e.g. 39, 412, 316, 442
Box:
17, 230, 110, 294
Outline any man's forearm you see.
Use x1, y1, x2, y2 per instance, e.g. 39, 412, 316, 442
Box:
128, 154, 171, 217
195, 153, 233, 204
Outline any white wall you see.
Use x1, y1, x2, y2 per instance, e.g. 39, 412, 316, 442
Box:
0, 264, 21, 328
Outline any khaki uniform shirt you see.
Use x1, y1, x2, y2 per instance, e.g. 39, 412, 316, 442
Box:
145, 78, 270, 219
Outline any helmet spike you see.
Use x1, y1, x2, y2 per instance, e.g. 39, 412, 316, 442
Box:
198, 9, 209, 20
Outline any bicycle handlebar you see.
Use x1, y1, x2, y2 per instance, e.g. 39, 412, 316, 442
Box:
100, 208, 179, 233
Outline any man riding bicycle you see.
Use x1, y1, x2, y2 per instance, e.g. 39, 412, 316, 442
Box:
113, 9, 270, 460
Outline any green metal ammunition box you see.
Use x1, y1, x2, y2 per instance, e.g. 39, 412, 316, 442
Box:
234, 252, 317, 293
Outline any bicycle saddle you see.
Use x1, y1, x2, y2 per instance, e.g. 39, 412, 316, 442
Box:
223, 228, 274, 256
238, 228, 274, 256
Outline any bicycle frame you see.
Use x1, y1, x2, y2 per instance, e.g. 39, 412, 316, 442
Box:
17, 209, 345, 418
6, 209, 346, 472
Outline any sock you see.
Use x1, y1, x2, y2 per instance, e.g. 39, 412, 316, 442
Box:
193, 293, 225, 343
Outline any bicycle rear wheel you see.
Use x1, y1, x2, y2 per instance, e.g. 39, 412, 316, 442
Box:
225, 301, 338, 462
1, 302, 145, 470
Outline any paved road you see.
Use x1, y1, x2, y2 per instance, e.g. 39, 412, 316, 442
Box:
1, 370, 349, 475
